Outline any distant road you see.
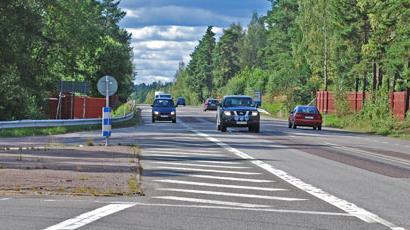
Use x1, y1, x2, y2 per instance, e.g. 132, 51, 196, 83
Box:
0, 105, 409, 230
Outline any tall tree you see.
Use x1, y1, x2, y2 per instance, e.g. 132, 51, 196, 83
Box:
212, 23, 243, 94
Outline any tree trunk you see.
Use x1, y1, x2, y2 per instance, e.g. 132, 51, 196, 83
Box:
377, 66, 383, 89
372, 61, 377, 91
362, 71, 367, 108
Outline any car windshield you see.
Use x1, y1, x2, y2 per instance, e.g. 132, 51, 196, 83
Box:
153, 99, 174, 107
159, 95, 171, 99
297, 106, 319, 114
208, 100, 218, 104
223, 97, 253, 107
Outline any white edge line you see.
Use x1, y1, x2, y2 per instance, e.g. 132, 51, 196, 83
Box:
179, 121, 404, 230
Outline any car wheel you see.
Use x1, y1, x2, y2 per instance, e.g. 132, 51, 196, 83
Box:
254, 124, 260, 133
288, 122, 292, 128
220, 123, 227, 132
152, 117, 155, 123
318, 125, 322, 131
172, 119, 176, 123
217, 123, 221, 131
292, 122, 297, 129
313, 126, 317, 130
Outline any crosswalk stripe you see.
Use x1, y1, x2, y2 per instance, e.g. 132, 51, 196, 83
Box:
153, 196, 270, 208
154, 179, 286, 191
195, 160, 241, 165
145, 151, 224, 157
157, 188, 307, 201
147, 148, 220, 153
155, 172, 274, 183
152, 162, 250, 169
153, 166, 261, 175
43, 203, 136, 230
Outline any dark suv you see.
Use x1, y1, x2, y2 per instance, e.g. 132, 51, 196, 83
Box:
216, 95, 260, 133
151, 99, 177, 123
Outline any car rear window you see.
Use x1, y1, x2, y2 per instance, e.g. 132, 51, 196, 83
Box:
154, 99, 174, 107
223, 97, 253, 107
297, 106, 319, 114
208, 100, 218, 103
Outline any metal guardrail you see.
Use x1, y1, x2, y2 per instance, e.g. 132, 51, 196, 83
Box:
0, 111, 135, 129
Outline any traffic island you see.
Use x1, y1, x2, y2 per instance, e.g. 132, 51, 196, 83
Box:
0, 146, 144, 196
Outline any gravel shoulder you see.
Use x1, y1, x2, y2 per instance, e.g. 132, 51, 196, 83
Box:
0, 146, 143, 196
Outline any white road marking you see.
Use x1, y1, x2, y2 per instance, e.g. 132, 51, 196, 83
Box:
180, 122, 405, 230
155, 171, 274, 183
157, 188, 306, 201
152, 161, 250, 169
147, 148, 220, 153
153, 196, 270, 208
154, 179, 286, 191
43, 200, 57, 202
136, 201, 353, 217
195, 160, 241, 165
145, 151, 224, 157
153, 166, 261, 175
0, 198, 10, 201
43, 203, 136, 230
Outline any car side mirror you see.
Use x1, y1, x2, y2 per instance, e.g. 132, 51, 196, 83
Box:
175, 105, 178, 108
150, 105, 153, 107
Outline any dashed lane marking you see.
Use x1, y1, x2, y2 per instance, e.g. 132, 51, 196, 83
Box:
152, 196, 270, 208
152, 166, 261, 175
180, 121, 405, 230
152, 161, 251, 169
0, 198, 10, 201
155, 171, 274, 183
141, 200, 353, 217
154, 179, 286, 191
43, 203, 136, 230
156, 188, 307, 201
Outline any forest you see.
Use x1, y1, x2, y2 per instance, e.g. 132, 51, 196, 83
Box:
141, 0, 408, 110
0, 0, 134, 120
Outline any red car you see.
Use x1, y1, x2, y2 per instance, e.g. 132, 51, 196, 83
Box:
288, 106, 322, 130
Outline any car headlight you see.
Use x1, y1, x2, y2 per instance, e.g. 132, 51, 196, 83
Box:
223, 111, 232, 116
154, 111, 159, 115
171, 111, 175, 115
251, 111, 259, 116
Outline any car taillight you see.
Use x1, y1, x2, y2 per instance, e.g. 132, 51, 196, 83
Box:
315, 114, 322, 120
295, 113, 303, 119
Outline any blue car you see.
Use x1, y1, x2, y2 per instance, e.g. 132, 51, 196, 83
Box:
151, 98, 177, 123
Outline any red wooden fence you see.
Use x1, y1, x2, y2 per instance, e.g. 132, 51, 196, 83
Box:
316, 91, 409, 120
48, 95, 117, 119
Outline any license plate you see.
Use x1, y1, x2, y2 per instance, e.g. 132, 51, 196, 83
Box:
305, 116, 314, 119
160, 115, 169, 118
237, 121, 247, 125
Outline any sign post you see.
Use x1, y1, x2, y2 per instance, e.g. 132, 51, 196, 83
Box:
97, 75, 118, 146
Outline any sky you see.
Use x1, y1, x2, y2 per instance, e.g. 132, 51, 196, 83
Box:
118, 0, 271, 85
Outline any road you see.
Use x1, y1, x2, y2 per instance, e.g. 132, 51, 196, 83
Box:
0, 105, 409, 230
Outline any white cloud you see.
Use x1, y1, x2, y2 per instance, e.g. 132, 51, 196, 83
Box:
127, 26, 224, 85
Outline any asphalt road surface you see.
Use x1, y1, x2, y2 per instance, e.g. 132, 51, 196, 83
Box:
0, 105, 409, 230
